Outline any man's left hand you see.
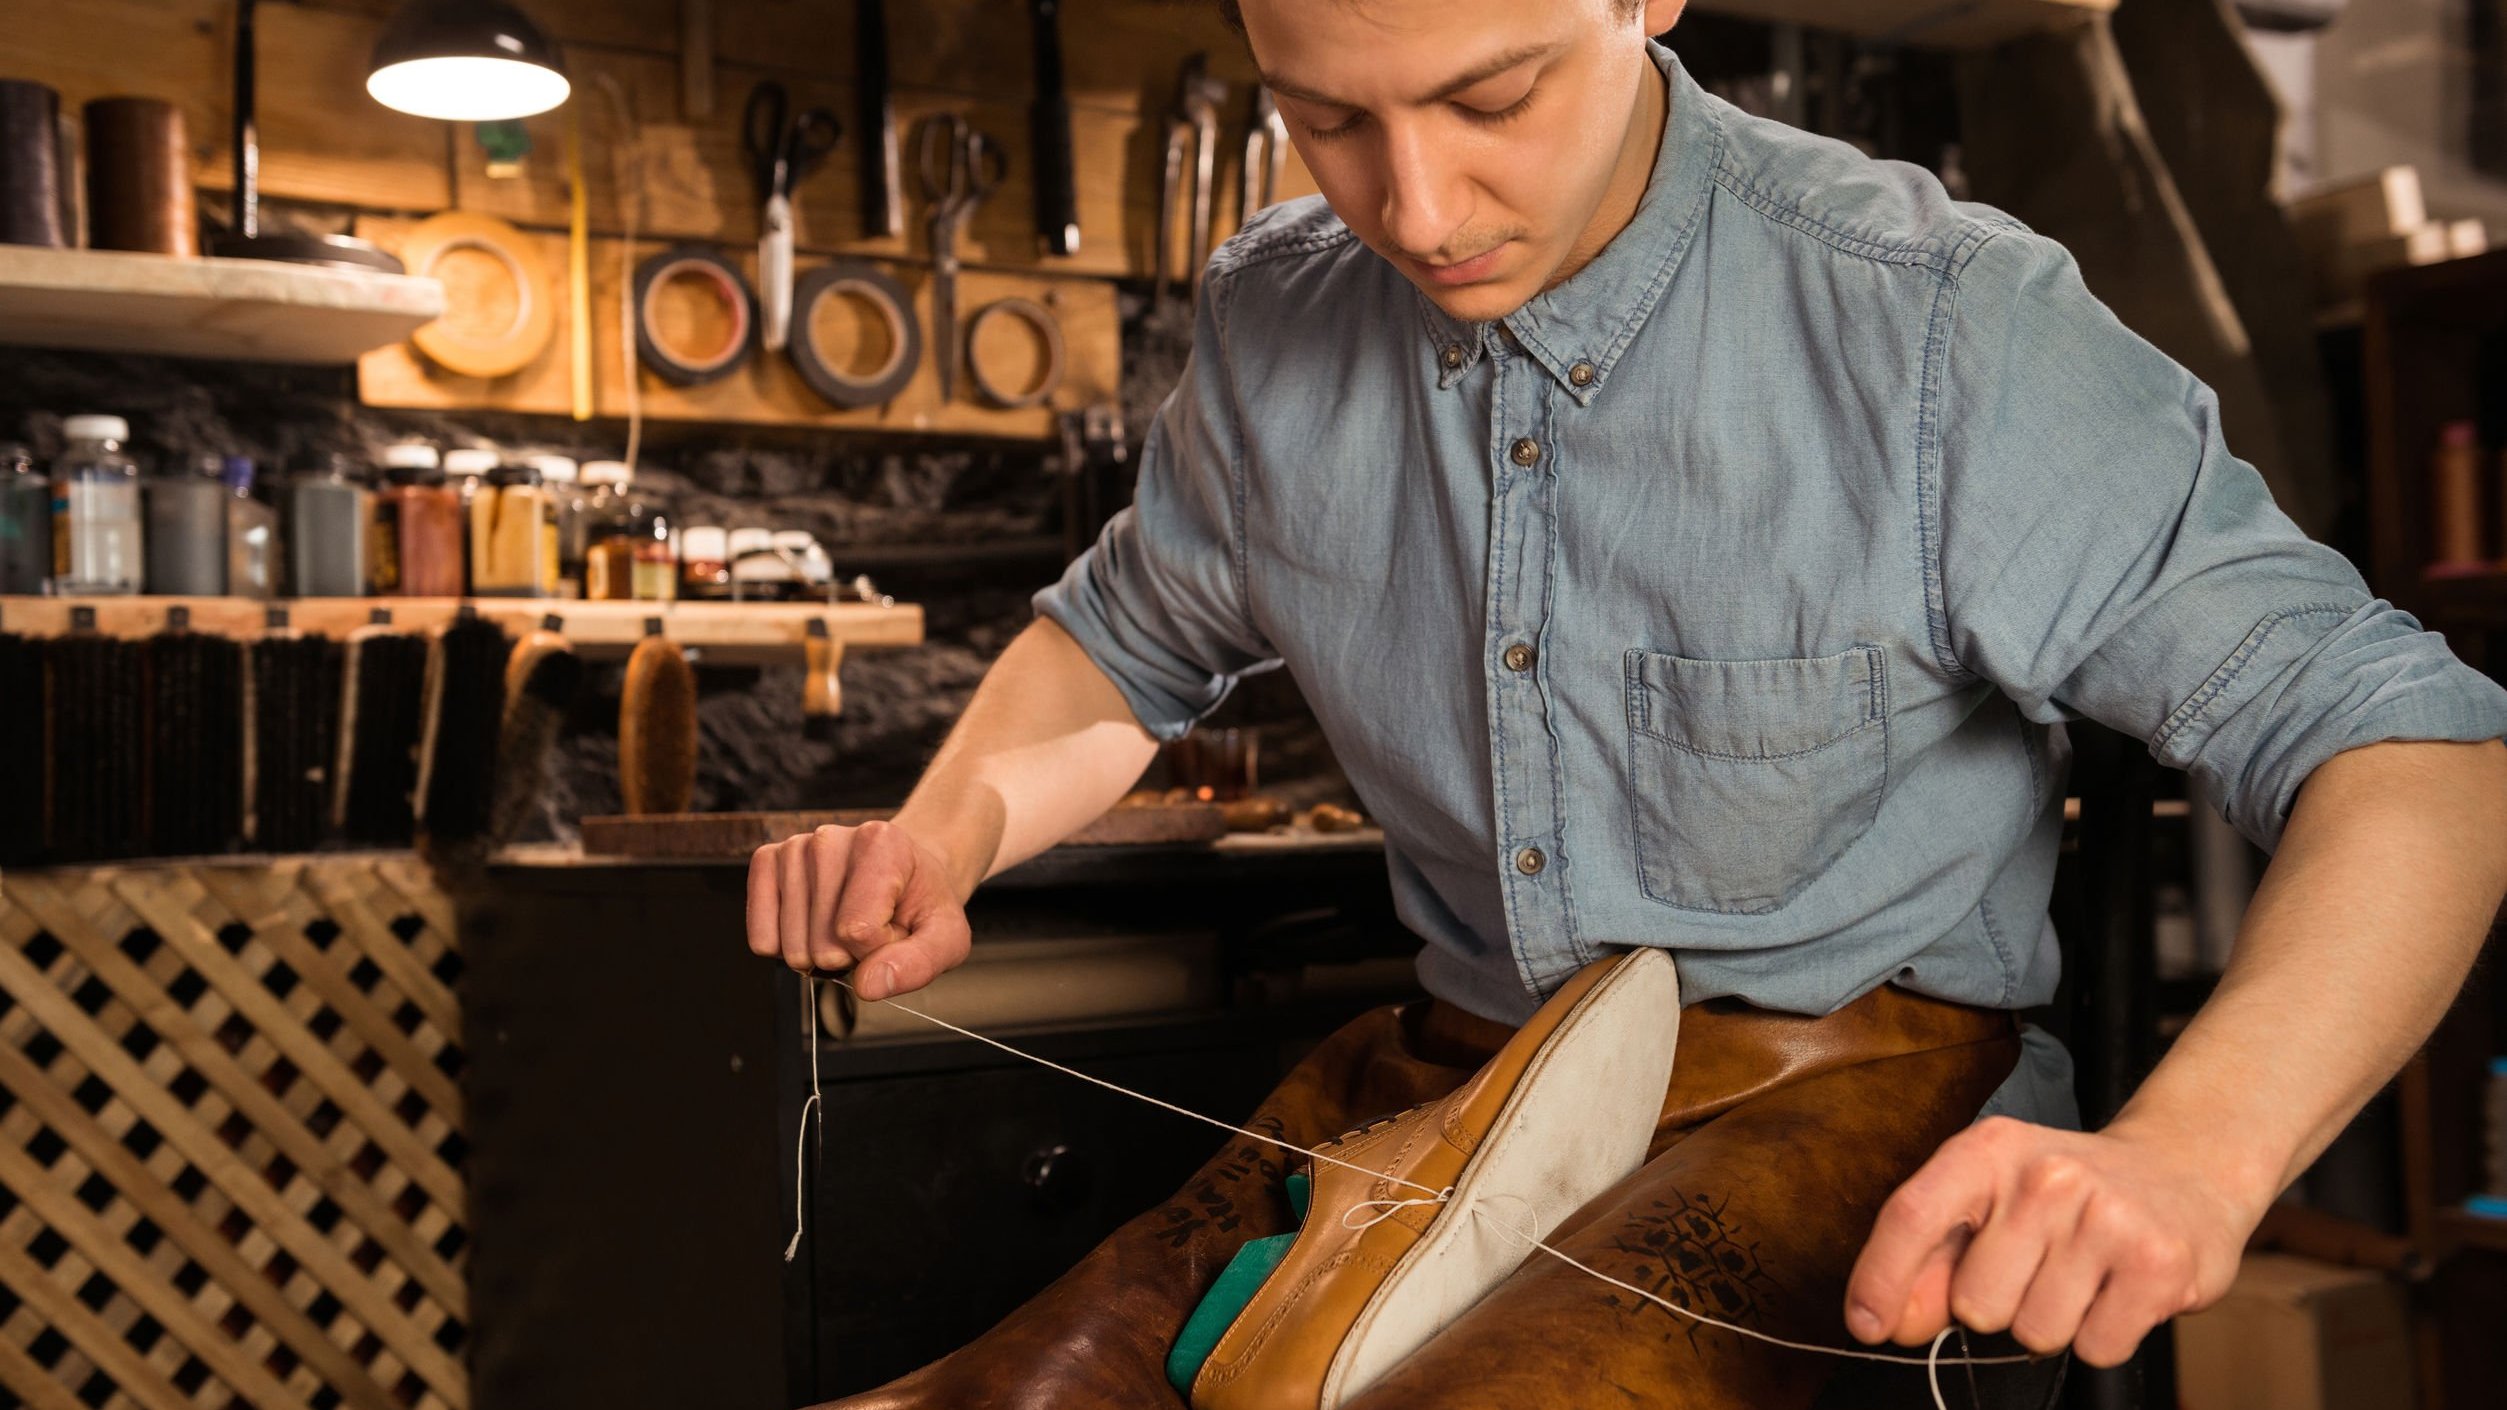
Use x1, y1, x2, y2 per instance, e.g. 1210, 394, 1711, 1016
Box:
1842, 1115, 2267, 1366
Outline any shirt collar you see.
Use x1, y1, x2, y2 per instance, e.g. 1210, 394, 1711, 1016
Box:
1416, 40, 1722, 405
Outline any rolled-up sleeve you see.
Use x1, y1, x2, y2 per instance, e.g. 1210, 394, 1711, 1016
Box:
1936, 225, 2507, 852
1033, 275, 1280, 742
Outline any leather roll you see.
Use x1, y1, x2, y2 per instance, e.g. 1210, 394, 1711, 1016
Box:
0, 80, 65, 248
84, 96, 196, 257
401, 210, 557, 379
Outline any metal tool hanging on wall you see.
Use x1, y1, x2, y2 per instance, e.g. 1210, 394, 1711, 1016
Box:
744, 79, 840, 354
1028, 0, 1079, 256
1242, 85, 1287, 226
919, 113, 1006, 403
1157, 53, 1225, 314
857, 0, 902, 239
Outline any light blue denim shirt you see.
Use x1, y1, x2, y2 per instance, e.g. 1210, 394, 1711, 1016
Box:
1037, 42, 2507, 1120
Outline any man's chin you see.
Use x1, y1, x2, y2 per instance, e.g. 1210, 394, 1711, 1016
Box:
1412, 276, 1537, 325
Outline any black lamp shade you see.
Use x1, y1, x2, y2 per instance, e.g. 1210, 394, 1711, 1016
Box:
367, 0, 570, 121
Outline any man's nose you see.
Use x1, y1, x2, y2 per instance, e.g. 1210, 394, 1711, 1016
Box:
1378, 122, 1464, 261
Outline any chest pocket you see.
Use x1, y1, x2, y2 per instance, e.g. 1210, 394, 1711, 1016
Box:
1623, 645, 1888, 915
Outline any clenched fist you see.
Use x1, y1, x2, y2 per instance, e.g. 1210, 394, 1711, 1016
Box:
745, 819, 974, 1000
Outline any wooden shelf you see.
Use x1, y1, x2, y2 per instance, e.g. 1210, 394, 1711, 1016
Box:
0, 245, 444, 365
2436, 1206, 2507, 1257
2414, 571, 2507, 631
1691, 0, 2112, 48
0, 596, 922, 666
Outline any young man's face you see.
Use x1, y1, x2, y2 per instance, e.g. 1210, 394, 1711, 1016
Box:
1238, 0, 1685, 323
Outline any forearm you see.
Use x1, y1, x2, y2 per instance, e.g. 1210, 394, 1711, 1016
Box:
891, 616, 1162, 902
2109, 737, 2507, 1213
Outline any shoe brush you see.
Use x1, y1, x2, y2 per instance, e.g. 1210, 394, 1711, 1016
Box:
490, 614, 583, 846
619, 617, 696, 815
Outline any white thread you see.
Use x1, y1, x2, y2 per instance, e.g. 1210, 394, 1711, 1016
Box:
783, 977, 824, 1262
818, 977, 2048, 1379
1341, 1189, 1454, 1232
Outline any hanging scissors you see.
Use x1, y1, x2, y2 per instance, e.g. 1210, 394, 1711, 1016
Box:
744, 80, 841, 353
918, 113, 1006, 403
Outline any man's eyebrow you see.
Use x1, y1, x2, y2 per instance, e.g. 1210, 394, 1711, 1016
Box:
1260, 41, 1562, 109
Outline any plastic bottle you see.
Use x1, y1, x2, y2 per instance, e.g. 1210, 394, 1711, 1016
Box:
50, 414, 144, 595
221, 457, 279, 601
288, 453, 373, 597
0, 442, 49, 595
145, 452, 231, 595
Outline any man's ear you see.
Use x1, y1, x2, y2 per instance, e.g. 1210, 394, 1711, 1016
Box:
1643, 0, 1688, 34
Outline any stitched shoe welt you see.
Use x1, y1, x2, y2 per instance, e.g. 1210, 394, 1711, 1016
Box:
1188, 946, 1680, 1410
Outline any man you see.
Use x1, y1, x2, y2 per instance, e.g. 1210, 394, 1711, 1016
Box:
747, 0, 2507, 1403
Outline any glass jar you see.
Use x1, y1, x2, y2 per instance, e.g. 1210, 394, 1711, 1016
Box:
145, 453, 231, 595
443, 447, 496, 593
221, 456, 279, 601
772, 529, 831, 600
678, 525, 729, 601
528, 455, 583, 597
579, 460, 636, 601
474, 462, 559, 596
379, 453, 465, 598
727, 526, 786, 601
288, 453, 374, 597
51, 415, 145, 596
0, 442, 49, 595
632, 505, 678, 602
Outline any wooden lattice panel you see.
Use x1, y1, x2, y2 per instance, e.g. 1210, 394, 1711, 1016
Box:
0, 858, 466, 1410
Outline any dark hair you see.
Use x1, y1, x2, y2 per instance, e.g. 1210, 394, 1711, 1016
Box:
1217, 0, 1645, 31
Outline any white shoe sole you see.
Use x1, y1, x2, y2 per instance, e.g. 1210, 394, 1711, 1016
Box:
1321, 948, 1682, 1405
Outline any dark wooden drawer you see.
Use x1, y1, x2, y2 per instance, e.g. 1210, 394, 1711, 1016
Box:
801, 1027, 1285, 1398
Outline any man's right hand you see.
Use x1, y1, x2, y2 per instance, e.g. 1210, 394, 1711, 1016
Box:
745, 819, 974, 1001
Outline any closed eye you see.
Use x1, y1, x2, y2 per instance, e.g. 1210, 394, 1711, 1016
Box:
1457, 84, 1537, 127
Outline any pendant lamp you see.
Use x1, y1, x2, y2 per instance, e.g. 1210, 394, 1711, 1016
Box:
367, 0, 571, 121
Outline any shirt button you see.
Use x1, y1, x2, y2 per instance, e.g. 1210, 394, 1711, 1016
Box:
1515, 846, 1546, 876
1509, 437, 1540, 467
1503, 642, 1535, 672
1441, 344, 1465, 370
1568, 361, 1595, 387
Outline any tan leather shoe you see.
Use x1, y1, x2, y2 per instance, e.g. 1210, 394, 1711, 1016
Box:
1190, 946, 1681, 1410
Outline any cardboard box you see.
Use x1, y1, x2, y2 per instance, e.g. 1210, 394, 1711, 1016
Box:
2174, 1252, 2415, 1410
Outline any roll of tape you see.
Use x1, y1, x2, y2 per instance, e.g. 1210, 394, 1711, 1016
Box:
402, 211, 557, 379
966, 297, 1067, 410
787, 260, 921, 410
634, 247, 756, 387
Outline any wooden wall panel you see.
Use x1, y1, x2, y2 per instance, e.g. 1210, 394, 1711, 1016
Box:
19, 0, 452, 214
17, 0, 1314, 278
354, 216, 1120, 439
